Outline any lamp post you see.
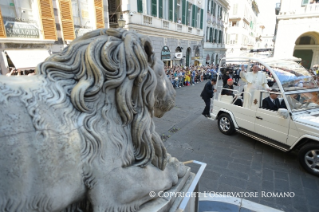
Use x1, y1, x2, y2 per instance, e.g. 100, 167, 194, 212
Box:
118, 15, 126, 28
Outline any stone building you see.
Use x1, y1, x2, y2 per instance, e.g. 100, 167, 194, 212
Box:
225, 0, 259, 56
0, 0, 109, 74
273, 0, 319, 69
111, 0, 205, 67
202, 0, 230, 65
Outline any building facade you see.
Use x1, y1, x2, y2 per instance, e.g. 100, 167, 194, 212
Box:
115, 0, 205, 67
202, 0, 230, 65
0, 0, 109, 74
273, 0, 319, 69
225, 0, 259, 56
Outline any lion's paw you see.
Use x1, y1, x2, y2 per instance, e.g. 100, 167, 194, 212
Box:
165, 154, 187, 187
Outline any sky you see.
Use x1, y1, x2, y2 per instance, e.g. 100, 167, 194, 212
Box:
255, 0, 280, 36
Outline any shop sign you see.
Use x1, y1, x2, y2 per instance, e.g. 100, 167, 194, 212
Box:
161, 46, 171, 60
175, 53, 182, 59
5, 21, 39, 38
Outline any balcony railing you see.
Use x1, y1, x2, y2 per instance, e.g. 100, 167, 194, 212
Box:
188, 27, 192, 33
163, 20, 169, 29
143, 15, 152, 26
177, 24, 182, 31
280, 3, 319, 15
197, 29, 200, 35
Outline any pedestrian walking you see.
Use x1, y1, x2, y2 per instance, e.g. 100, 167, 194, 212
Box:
200, 78, 217, 118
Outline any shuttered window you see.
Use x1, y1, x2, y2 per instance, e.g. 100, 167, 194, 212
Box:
159, 0, 163, 18
169, 0, 173, 21
137, 0, 143, 13
209, 28, 212, 42
191, 4, 195, 27
207, 0, 210, 11
182, 0, 186, 24
215, 29, 217, 43
59, 0, 75, 40
200, 8, 203, 29
94, 0, 104, 28
174, 0, 177, 22
0, 8, 6, 38
186, 1, 189, 25
302, 0, 309, 5
152, 0, 157, 17
38, 0, 57, 40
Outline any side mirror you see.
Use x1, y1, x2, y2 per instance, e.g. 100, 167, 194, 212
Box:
278, 108, 289, 119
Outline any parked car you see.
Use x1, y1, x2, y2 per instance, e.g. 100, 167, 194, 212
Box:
212, 57, 319, 176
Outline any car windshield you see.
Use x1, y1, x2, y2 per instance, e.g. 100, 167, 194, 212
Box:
286, 91, 319, 111
265, 60, 317, 91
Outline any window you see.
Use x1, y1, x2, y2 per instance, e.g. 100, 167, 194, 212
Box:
59, 0, 75, 40
232, 21, 237, 26
301, 0, 309, 5
297, 36, 315, 45
163, 0, 169, 19
147, 0, 151, 15
206, 27, 210, 41
187, 3, 192, 26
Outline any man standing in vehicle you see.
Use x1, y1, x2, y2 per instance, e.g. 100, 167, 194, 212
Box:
240, 64, 271, 106
201, 78, 217, 118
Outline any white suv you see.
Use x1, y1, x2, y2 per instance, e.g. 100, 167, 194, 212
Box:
211, 57, 319, 176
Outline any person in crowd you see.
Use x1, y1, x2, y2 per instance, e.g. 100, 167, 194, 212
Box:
221, 79, 242, 106
233, 67, 241, 84
200, 78, 217, 118
262, 89, 283, 111
222, 71, 231, 86
191, 68, 196, 85
240, 64, 271, 107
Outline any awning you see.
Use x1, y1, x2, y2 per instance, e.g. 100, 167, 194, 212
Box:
5, 49, 50, 70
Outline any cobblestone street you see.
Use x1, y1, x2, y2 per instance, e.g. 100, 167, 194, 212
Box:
154, 80, 319, 212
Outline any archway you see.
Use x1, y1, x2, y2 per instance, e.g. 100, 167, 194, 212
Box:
186, 48, 191, 66
206, 54, 210, 65
293, 32, 319, 69
215, 54, 219, 65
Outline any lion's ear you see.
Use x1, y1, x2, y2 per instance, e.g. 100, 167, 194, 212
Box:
142, 39, 155, 68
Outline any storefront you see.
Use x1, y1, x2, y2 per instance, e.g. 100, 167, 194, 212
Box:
0, 21, 54, 75
161, 46, 171, 67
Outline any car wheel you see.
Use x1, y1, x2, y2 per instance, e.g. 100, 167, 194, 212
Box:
298, 143, 319, 176
218, 113, 235, 135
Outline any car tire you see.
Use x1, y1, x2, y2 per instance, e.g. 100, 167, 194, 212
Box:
298, 143, 319, 176
218, 113, 236, 135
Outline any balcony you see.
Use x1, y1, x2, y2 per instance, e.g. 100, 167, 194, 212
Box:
143, 15, 152, 26
177, 24, 182, 32
197, 29, 200, 35
163, 20, 169, 29
188, 27, 193, 33
279, 3, 319, 16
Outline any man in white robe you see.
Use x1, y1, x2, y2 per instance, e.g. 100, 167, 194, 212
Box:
240, 65, 271, 107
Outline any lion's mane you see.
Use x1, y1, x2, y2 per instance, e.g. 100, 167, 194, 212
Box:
35, 28, 167, 171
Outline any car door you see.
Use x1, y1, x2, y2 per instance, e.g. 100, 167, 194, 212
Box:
254, 107, 290, 144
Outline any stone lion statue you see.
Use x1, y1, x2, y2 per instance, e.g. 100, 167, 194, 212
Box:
0, 28, 187, 211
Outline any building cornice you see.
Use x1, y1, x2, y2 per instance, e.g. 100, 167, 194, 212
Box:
126, 24, 204, 41
0, 38, 56, 44
277, 14, 319, 20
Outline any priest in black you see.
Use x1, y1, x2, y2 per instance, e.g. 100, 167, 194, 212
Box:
201, 78, 217, 118
221, 78, 242, 106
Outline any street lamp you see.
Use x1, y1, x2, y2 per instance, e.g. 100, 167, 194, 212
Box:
118, 15, 126, 28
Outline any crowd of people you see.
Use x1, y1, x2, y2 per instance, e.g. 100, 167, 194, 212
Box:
165, 64, 219, 88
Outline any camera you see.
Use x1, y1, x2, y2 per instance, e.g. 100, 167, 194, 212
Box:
130, 12, 133, 16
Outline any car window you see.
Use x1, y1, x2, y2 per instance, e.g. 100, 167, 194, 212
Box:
286, 91, 319, 111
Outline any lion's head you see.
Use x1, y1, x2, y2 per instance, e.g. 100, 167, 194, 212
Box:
153, 58, 176, 118
36, 28, 175, 170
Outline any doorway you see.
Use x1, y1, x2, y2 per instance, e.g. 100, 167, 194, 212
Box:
293, 50, 313, 69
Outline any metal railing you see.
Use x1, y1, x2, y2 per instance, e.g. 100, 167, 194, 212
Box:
163, 20, 169, 29
143, 15, 152, 25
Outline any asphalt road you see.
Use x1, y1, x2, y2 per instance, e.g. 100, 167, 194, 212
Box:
153, 79, 319, 212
